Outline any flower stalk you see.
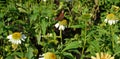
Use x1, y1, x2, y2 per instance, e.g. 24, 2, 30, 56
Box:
81, 19, 87, 58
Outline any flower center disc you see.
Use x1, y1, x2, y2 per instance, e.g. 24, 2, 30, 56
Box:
106, 13, 115, 20
59, 19, 67, 25
12, 32, 21, 40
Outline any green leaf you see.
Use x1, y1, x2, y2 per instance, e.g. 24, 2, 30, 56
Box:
70, 25, 84, 28
25, 47, 34, 59
18, 7, 27, 13
6, 55, 14, 59
86, 40, 100, 54
63, 52, 74, 59
68, 50, 80, 54
62, 41, 80, 52
12, 52, 23, 58
41, 20, 48, 35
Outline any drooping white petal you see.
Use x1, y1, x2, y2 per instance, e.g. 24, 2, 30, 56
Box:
108, 20, 113, 25
55, 23, 60, 28
7, 35, 12, 39
22, 34, 26, 39
112, 20, 116, 24
104, 19, 108, 23
12, 40, 17, 44
59, 25, 65, 30
105, 18, 119, 25
21, 34, 26, 41
18, 40, 21, 44
16, 40, 19, 44
38, 58, 44, 59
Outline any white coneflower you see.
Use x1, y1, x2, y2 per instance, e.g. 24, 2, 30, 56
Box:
7, 32, 26, 44
104, 13, 119, 25
54, 19, 67, 30
91, 52, 114, 59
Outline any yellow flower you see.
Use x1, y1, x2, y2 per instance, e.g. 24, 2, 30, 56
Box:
44, 52, 56, 59
59, 19, 67, 26
106, 13, 115, 20
91, 52, 114, 59
7, 32, 26, 44
104, 13, 119, 25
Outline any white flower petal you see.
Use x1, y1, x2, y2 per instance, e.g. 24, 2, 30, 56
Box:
21, 34, 26, 41
112, 20, 116, 24
55, 23, 59, 28
108, 20, 113, 25
59, 25, 65, 30
105, 19, 119, 25
9, 39, 12, 42
7, 35, 12, 39
15, 40, 19, 44
38, 58, 44, 59
43, 0, 46, 2
104, 19, 108, 23
12, 40, 17, 44
22, 34, 26, 39
18, 40, 21, 44
21, 38, 25, 41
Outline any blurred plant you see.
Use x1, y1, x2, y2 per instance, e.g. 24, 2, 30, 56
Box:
1, 0, 120, 59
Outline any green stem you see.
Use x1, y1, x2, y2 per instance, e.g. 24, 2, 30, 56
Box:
82, 21, 87, 57
60, 30, 62, 45
60, 30, 64, 59
19, 45, 24, 57
110, 25, 114, 48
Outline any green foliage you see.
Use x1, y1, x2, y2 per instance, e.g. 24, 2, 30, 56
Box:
62, 41, 80, 52
1, 0, 120, 59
